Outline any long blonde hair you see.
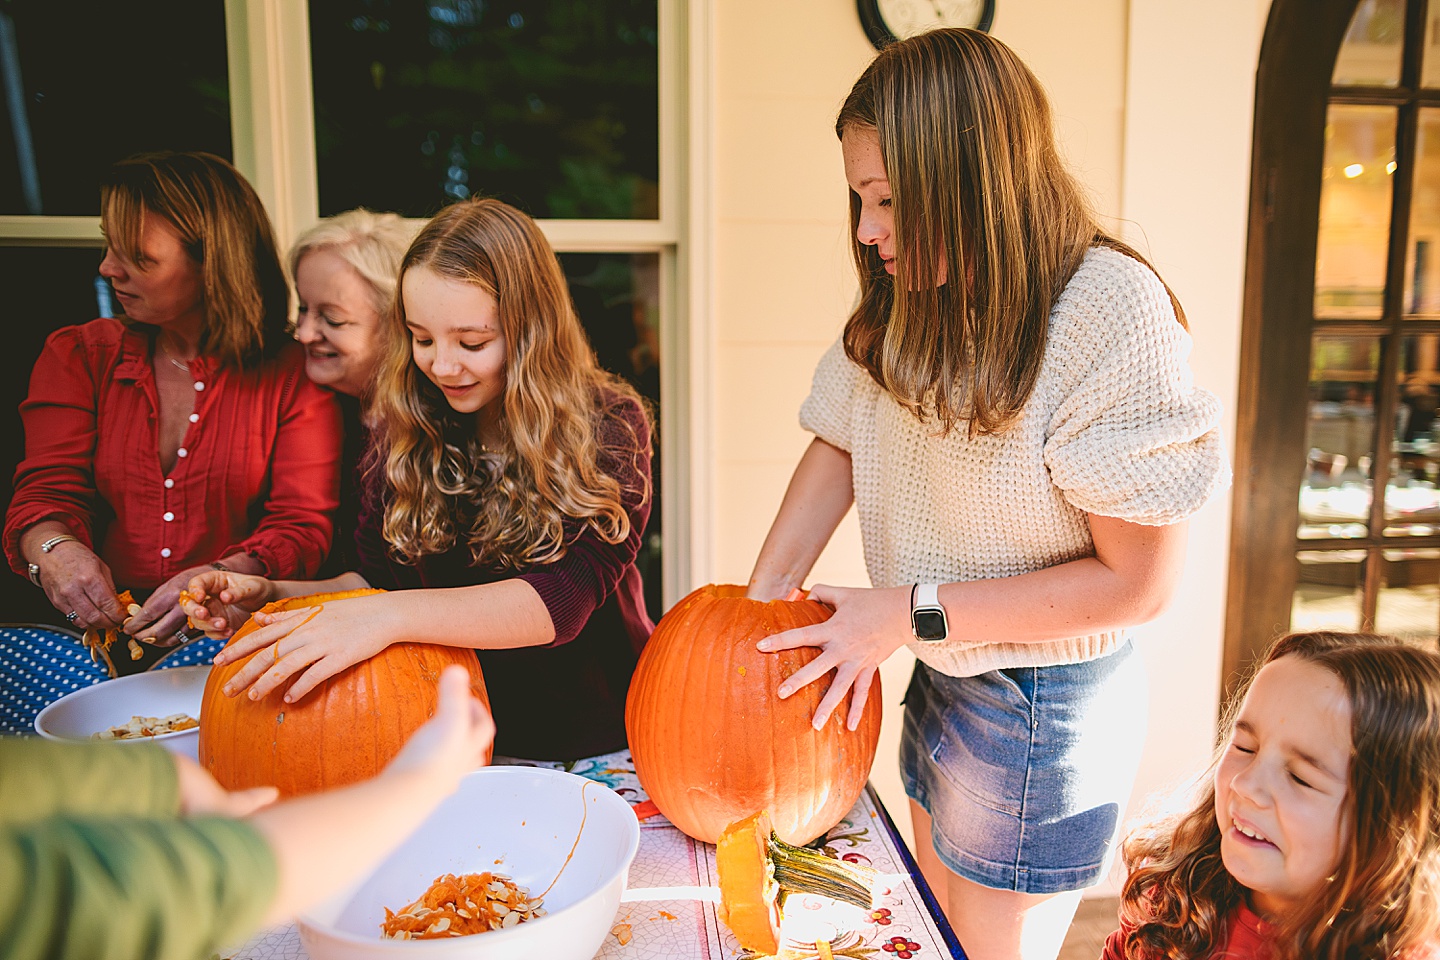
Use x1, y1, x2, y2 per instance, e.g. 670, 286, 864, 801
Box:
372, 198, 650, 569
836, 28, 1184, 436
101, 151, 289, 368
1119, 632, 1440, 960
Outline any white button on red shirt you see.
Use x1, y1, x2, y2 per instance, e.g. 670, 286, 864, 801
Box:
188, 413, 199, 423
164, 478, 174, 488
194, 381, 205, 392
160, 548, 172, 558
176, 448, 188, 458
163, 512, 174, 522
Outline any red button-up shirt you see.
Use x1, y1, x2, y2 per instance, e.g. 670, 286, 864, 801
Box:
4, 318, 341, 588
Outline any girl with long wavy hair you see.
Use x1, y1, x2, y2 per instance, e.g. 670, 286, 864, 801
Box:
745, 28, 1228, 960
1104, 631, 1440, 960
182, 198, 654, 760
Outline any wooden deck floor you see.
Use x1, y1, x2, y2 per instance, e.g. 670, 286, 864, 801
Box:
1056, 897, 1118, 960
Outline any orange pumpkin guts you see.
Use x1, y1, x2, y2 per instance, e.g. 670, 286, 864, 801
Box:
624, 584, 882, 845
199, 589, 491, 797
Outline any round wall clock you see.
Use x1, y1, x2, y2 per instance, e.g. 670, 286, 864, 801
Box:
857, 0, 996, 50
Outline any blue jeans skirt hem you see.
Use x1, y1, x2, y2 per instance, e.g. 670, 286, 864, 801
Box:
899, 642, 1147, 895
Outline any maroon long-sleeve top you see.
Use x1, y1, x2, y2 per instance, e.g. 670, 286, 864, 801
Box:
4, 319, 341, 587
356, 393, 655, 760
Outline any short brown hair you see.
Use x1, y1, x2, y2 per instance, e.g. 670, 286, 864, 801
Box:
101, 151, 289, 367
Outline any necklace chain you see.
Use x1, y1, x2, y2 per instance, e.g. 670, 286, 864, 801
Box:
158, 346, 193, 376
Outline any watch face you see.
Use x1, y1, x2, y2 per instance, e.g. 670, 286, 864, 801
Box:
863, 0, 994, 49
912, 608, 948, 642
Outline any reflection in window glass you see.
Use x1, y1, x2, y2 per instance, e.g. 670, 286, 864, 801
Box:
1333, 0, 1404, 87
558, 251, 661, 621
1301, 336, 1381, 539
1405, 110, 1440, 315
1376, 548, 1440, 643
1424, 0, 1440, 88
0, 2, 230, 216
308, 1, 660, 220
1386, 336, 1440, 534
1316, 105, 1397, 319
1292, 550, 1366, 632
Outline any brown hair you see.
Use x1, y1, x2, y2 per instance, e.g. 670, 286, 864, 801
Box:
101, 151, 289, 367
371, 197, 650, 569
1118, 631, 1440, 960
835, 28, 1185, 436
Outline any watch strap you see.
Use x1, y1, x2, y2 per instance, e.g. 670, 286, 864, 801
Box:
915, 582, 940, 609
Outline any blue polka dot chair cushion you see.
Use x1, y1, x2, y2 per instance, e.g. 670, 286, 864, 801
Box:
0, 626, 223, 737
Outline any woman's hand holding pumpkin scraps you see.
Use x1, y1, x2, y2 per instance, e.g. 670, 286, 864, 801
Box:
756, 583, 914, 731
215, 592, 397, 703
181, 570, 275, 638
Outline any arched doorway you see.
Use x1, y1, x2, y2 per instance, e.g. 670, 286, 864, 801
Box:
1227, 0, 1440, 693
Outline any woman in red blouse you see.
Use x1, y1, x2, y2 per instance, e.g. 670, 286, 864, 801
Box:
4, 152, 341, 656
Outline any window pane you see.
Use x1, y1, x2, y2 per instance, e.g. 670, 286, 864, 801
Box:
0, 245, 108, 619
0, 2, 230, 216
309, 1, 660, 220
1292, 550, 1367, 632
558, 251, 661, 622
1423, 0, 1440, 88
1377, 548, 1440, 642
1334, 0, 1405, 87
1316, 105, 1397, 320
1387, 335, 1440, 534
1301, 336, 1382, 539
1405, 109, 1440, 315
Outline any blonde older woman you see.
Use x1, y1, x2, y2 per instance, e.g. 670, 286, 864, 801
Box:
288, 209, 415, 571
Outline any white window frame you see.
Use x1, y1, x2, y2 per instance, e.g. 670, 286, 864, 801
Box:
0, 0, 713, 604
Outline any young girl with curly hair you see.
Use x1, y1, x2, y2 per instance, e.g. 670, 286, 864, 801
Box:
1103, 631, 1440, 960
181, 198, 654, 761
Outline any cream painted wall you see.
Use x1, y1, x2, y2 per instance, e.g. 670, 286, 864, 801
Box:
706, 0, 1271, 895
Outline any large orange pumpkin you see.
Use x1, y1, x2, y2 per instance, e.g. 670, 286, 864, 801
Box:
199, 589, 491, 797
624, 584, 882, 844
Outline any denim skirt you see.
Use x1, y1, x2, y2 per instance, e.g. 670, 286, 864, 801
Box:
899, 641, 1146, 894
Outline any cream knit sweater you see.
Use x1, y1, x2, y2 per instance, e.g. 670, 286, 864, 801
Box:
800, 246, 1230, 678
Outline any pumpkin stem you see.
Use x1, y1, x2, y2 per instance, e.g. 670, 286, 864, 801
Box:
768, 834, 878, 911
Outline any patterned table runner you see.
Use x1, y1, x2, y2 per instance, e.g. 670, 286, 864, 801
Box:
227, 750, 964, 960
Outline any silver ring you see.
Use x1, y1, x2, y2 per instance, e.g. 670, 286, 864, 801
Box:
65, 611, 79, 623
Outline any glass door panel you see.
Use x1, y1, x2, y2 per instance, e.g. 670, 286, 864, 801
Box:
1377, 548, 1440, 641
1386, 335, 1440, 533
1404, 108, 1440, 315
1424, 0, 1440, 88
1301, 336, 1382, 538
1334, 0, 1405, 87
1293, 550, 1368, 631
1316, 105, 1398, 319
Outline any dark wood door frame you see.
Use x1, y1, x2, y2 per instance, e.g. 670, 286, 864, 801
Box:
1224, 0, 1359, 700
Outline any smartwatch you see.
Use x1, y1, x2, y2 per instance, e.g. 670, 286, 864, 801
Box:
910, 583, 949, 642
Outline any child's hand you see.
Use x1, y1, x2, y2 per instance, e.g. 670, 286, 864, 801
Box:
174, 753, 279, 817
181, 570, 276, 638
383, 665, 495, 795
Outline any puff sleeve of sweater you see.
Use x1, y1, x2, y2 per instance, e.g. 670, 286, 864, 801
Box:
799, 338, 867, 454
1042, 251, 1230, 526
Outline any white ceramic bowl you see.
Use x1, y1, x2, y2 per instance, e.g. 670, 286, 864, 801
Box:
33, 665, 208, 761
299, 766, 639, 960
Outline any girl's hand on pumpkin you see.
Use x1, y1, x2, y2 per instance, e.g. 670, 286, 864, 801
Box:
216, 594, 395, 703
383, 665, 496, 795
181, 570, 276, 638
756, 583, 912, 731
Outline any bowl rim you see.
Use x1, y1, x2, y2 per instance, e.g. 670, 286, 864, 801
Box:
297, 766, 640, 949
33, 664, 209, 743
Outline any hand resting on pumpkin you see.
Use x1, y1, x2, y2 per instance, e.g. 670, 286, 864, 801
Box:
756, 583, 914, 732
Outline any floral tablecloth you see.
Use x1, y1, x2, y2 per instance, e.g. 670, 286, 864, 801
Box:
226, 750, 965, 960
